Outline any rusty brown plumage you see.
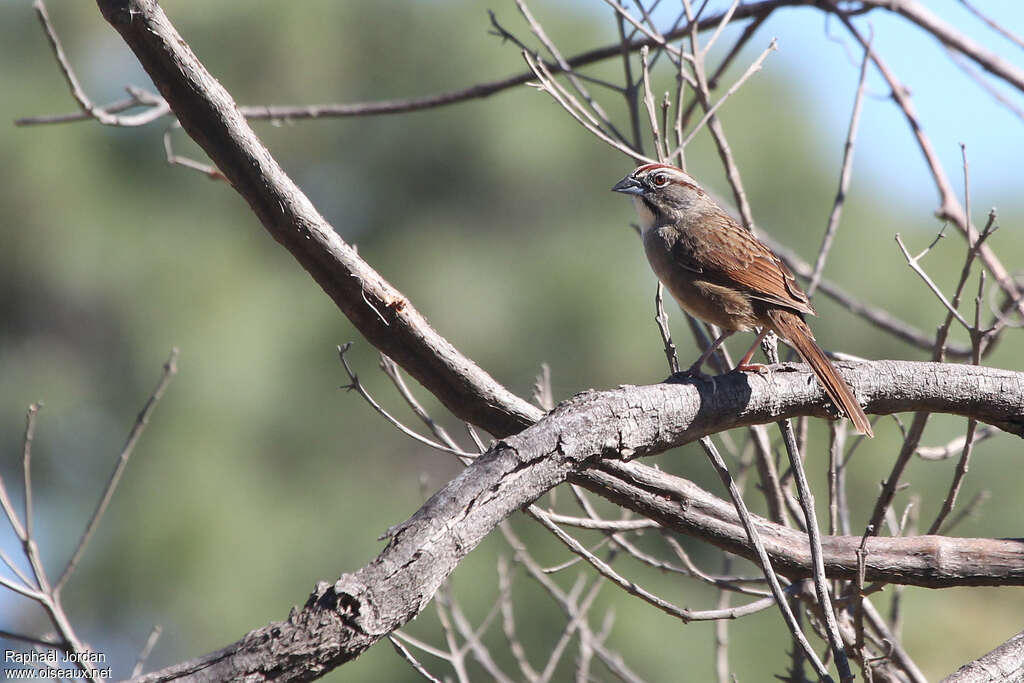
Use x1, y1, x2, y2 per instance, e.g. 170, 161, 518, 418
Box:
613, 164, 873, 437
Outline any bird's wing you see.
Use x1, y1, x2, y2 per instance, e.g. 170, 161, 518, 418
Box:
673, 208, 816, 316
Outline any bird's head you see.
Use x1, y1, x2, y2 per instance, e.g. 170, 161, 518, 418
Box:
611, 164, 706, 231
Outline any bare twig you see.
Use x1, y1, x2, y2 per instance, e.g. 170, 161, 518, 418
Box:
947, 48, 1024, 122
915, 425, 996, 460
336, 344, 476, 459
387, 634, 448, 679
640, 46, 664, 161
861, 599, 928, 683
379, 354, 460, 448
700, 0, 742, 58
939, 489, 990, 536
835, 12, 1024, 323
808, 42, 871, 298
56, 348, 179, 594
959, 0, 1024, 50
513, 0, 628, 144
21, 404, 40, 542
896, 234, 969, 330
769, 352, 851, 679
765, 233, 976, 358
131, 626, 164, 678
499, 523, 645, 683
654, 283, 680, 374
388, 635, 446, 683
528, 508, 695, 622
30, 0, 170, 127
698, 436, 832, 681
669, 38, 778, 157
163, 126, 224, 179
497, 557, 539, 682
523, 51, 656, 164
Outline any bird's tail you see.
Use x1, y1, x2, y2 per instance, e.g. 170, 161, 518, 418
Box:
767, 309, 873, 437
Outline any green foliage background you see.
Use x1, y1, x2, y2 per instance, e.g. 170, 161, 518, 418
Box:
2, 2, 1022, 680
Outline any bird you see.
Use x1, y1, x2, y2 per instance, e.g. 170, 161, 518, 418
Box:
612, 163, 873, 437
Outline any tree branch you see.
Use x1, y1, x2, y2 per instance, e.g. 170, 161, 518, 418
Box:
941, 629, 1024, 682
94, 0, 541, 438
576, 459, 1024, 589
129, 361, 1023, 682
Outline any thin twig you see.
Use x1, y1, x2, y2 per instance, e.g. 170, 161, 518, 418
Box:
56, 348, 179, 594
926, 419, 979, 535
532, 363, 555, 412
336, 344, 476, 459
31, 0, 170, 127
939, 489, 990, 534
22, 404, 40, 542
958, 0, 1024, 52
163, 126, 224, 179
378, 354, 460, 448
861, 599, 928, 683
389, 635, 446, 683
523, 51, 656, 164
947, 48, 1024, 122
700, 0, 742, 58
835, 11, 1024, 323
513, 0, 629, 144
446, 594, 515, 683
894, 234, 971, 330
683, 0, 756, 229
433, 584, 471, 683
713, 558, 733, 683
808, 41, 871, 298
536, 578, 603, 683
601, 0, 687, 65
654, 283, 680, 374
528, 508, 695, 622
915, 425, 996, 460
698, 436, 832, 681
499, 523, 645, 683
764, 233, 976, 358
639, 46, 664, 162
774, 400, 852, 679
669, 38, 778, 157
497, 557, 539, 682
131, 626, 164, 678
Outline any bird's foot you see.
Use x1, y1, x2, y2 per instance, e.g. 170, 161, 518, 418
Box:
666, 362, 713, 382
736, 363, 774, 385
735, 362, 770, 374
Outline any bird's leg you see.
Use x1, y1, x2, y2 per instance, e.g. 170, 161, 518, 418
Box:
686, 329, 734, 376
735, 327, 771, 373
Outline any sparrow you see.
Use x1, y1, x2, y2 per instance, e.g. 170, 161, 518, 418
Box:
613, 163, 873, 437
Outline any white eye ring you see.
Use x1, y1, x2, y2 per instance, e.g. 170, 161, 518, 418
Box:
651, 173, 669, 187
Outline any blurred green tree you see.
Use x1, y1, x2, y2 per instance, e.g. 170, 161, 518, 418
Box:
2, 1, 1023, 681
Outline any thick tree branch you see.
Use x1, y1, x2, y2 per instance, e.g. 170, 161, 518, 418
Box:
575, 459, 1024, 588
942, 630, 1024, 683
129, 361, 1023, 682
94, 0, 541, 438
35, 1, 794, 128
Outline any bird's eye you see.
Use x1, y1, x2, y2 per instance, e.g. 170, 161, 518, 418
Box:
651, 173, 669, 187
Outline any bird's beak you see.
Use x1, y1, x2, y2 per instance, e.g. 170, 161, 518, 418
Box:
611, 175, 644, 196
